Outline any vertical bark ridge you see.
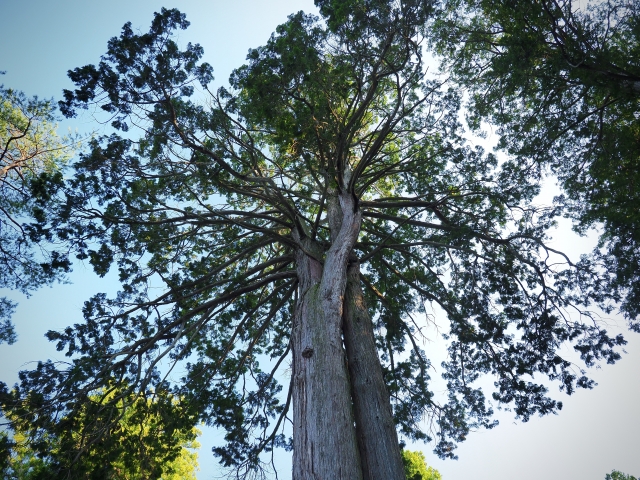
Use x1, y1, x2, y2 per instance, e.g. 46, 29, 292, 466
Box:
343, 256, 406, 480
291, 194, 364, 480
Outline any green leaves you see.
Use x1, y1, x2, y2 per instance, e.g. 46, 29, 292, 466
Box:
401, 450, 442, 480
1, 385, 200, 479
606, 471, 639, 480
434, 0, 640, 324
60, 8, 213, 126
0, 299, 17, 345
4, 1, 638, 473
0, 82, 74, 344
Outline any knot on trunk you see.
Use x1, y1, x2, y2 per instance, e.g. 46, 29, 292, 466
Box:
302, 346, 314, 358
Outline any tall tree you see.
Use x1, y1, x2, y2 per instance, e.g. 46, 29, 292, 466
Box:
0, 82, 74, 343
1, 3, 633, 479
432, 0, 640, 324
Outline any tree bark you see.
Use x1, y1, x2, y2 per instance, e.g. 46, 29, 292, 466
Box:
343, 256, 406, 480
291, 193, 364, 480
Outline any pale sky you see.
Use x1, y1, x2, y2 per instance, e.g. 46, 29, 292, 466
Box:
1, 1, 638, 479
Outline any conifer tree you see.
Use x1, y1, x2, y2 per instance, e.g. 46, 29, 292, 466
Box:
1, 3, 634, 478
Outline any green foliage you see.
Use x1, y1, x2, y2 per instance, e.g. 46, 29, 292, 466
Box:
1, 386, 199, 479
0, 89, 69, 175
433, 0, 640, 325
401, 450, 442, 480
1, 2, 636, 476
0, 80, 75, 343
606, 471, 638, 480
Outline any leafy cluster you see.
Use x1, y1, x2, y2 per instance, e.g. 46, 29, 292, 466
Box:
1, 385, 199, 480
606, 471, 638, 480
401, 450, 441, 480
432, 0, 640, 322
0, 81, 75, 343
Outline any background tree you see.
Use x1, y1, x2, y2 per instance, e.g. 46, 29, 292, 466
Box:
0, 80, 75, 344
401, 450, 442, 480
606, 471, 639, 480
1, 385, 200, 480
0, 3, 634, 479
432, 0, 640, 324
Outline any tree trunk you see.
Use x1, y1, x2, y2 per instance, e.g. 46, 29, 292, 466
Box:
343, 256, 406, 480
291, 193, 364, 480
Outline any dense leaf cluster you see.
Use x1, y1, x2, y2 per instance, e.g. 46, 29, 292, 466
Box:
401, 449, 441, 480
433, 0, 640, 322
606, 471, 639, 480
1, 385, 199, 479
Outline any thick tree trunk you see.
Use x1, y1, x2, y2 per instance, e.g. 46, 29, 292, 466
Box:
343, 257, 406, 480
291, 193, 364, 480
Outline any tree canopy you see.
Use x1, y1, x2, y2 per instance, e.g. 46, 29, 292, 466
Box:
432, 0, 640, 322
401, 450, 442, 480
606, 471, 639, 480
1, 385, 199, 479
0, 1, 637, 478
0, 81, 75, 344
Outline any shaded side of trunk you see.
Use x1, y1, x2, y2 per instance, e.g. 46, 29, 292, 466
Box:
343, 257, 405, 480
291, 193, 363, 480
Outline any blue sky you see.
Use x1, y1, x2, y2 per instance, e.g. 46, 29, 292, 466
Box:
1, 1, 639, 479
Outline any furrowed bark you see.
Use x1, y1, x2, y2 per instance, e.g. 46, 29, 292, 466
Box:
292, 193, 363, 480
343, 257, 405, 480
